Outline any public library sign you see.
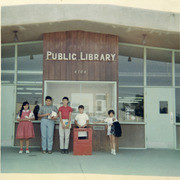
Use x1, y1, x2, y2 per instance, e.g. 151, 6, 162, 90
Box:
46, 51, 116, 61
43, 31, 118, 81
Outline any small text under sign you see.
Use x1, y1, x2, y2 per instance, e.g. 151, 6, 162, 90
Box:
93, 126, 105, 131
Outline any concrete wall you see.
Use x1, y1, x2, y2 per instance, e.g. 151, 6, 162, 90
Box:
2, 0, 180, 13
2, 4, 179, 33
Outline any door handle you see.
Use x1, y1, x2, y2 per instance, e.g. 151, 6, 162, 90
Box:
170, 112, 173, 124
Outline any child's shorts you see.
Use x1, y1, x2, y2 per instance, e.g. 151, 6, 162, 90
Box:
107, 128, 112, 136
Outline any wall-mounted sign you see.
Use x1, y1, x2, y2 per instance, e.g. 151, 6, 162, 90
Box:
93, 126, 105, 131
43, 31, 118, 81
46, 51, 116, 61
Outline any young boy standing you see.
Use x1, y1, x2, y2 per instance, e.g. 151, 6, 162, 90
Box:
38, 96, 58, 154
75, 105, 89, 139
58, 97, 73, 154
75, 105, 89, 128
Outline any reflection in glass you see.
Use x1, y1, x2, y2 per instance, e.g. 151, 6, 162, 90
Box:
119, 88, 144, 122
1, 46, 15, 84
159, 101, 168, 114
119, 46, 144, 86
147, 49, 172, 86
175, 52, 180, 86
16, 85, 42, 116
44, 81, 116, 123
17, 43, 43, 84
176, 88, 180, 122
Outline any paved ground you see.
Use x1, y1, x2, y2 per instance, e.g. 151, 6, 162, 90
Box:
1, 147, 180, 179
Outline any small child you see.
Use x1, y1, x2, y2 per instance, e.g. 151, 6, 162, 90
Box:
16, 101, 35, 154
38, 96, 58, 154
75, 105, 89, 139
58, 97, 73, 154
75, 105, 89, 128
94, 109, 118, 155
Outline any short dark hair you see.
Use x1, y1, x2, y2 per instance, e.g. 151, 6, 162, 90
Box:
45, 96, 52, 101
62, 97, 69, 101
78, 105, 84, 109
108, 110, 115, 115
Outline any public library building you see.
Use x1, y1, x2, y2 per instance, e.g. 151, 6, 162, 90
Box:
1, 4, 180, 151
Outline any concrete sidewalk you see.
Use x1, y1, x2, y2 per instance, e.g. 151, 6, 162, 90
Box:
1, 147, 180, 177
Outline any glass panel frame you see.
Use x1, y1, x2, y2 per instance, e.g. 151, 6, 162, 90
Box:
175, 52, 180, 86
118, 87, 144, 123
146, 48, 172, 86
17, 43, 43, 84
176, 88, 180, 123
44, 80, 117, 123
1, 45, 15, 84
119, 45, 144, 86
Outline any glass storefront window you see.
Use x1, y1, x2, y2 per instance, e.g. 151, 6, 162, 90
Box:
119, 45, 144, 86
175, 52, 180, 86
16, 85, 42, 117
1, 46, 15, 84
17, 43, 43, 84
119, 87, 144, 122
44, 81, 117, 123
176, 88, 180, 123
16, 42, 43, 118
147, 49, 172, 86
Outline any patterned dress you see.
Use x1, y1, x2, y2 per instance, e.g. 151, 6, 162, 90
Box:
16, 110, 35, 139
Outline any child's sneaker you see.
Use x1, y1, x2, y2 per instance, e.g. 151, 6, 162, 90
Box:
112, 149, 116, 155
42, 150, 46, 154
26, 149, 30, 154
19, 149, 23, 154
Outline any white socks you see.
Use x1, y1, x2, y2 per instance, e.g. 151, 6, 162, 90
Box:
111, 149, 116, 155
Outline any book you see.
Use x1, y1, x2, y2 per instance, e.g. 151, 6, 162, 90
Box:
48, 111, 57, 119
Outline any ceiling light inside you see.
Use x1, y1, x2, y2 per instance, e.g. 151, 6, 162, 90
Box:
13, 30, 18, 42
142, 34, 147, 45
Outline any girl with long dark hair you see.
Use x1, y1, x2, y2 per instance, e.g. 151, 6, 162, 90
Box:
16, 101, 35, 154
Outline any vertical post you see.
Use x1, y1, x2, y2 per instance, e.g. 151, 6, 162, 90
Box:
12, 44, 18, 147
172, 51, 175, 87
144, 47, 147, 149
14, 44, 18, 85
144, 47, 147, 87
172, 50, 177, 149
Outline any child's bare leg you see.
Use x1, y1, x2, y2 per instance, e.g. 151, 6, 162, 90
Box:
20, 139, 23, 149
109, 135, 113, 150
112, 135, 116, 150
26, 139, 29, 149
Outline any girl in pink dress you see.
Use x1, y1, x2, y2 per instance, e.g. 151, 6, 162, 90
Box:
16, 101, 35, 154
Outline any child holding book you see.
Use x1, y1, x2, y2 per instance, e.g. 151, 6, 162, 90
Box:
58, 97, 73, 154
16, 101, 35, 154
38, 96, 58, 154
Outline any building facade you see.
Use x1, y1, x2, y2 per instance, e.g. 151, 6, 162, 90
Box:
1, 4, 180, 150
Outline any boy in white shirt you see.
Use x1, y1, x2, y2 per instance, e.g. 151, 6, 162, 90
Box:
75, 105, 89, 128
75, 105, 89, 139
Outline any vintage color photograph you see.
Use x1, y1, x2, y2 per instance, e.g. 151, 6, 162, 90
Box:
1, 0, 180, 180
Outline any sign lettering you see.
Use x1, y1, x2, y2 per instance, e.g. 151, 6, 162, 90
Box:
46, 51, 116, 61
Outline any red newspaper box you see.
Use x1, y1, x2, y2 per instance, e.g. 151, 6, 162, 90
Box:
73, 128, 92, 155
